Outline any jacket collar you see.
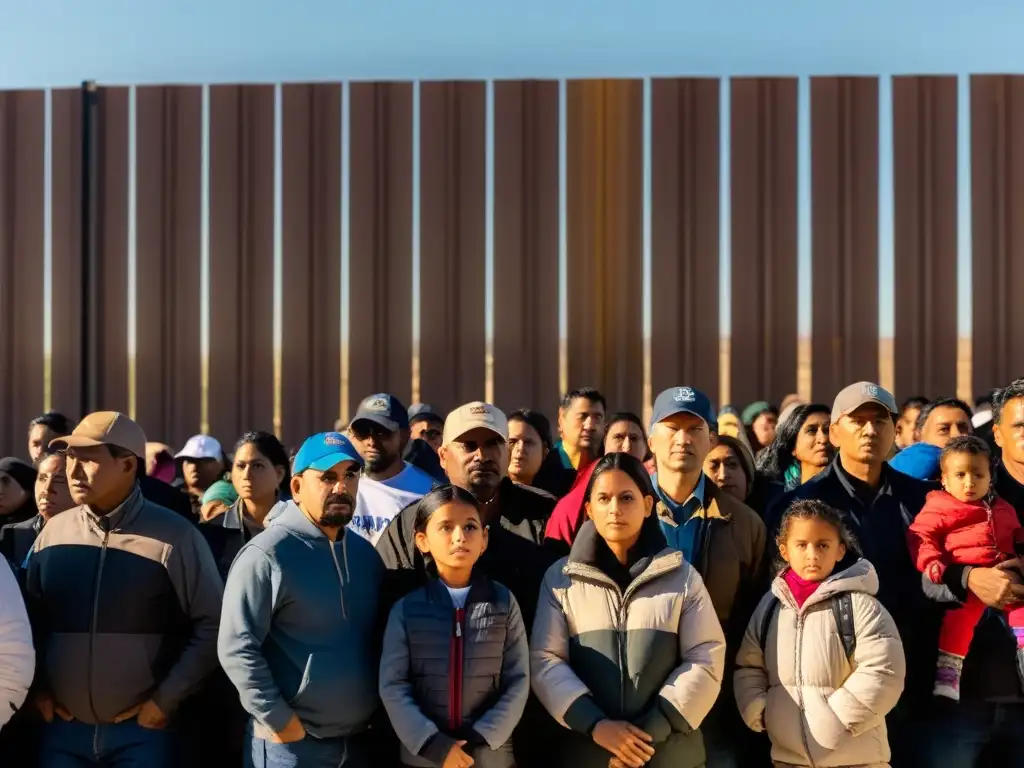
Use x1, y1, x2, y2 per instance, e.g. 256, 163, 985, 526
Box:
996, 462, 1024, 513
830, 456, 894, 503
83, 484, 145, 534
424, 570, 495, 607
655, 474, 732, 526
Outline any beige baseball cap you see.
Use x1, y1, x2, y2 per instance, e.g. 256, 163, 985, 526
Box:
831, 382, 898, 423
442, 402, 509, 445
51, 411, 147, 458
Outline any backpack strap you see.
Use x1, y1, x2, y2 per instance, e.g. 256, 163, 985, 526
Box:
830, 592, 857, 661
758, 596, 781, 654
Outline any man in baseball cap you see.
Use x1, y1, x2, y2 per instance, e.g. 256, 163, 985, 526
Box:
407, 403, 444, 453
647, 387, 766, 768
347, 395, 435, 544
29, 413, 223, 762
219, 430, 384, 766
176, 434, 227, 515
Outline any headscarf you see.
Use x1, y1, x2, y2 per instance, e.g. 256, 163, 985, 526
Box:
201, 480, 239, 507
742, 401, 775, 426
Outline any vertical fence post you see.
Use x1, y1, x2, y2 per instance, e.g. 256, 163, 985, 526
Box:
80, 81, 98, 417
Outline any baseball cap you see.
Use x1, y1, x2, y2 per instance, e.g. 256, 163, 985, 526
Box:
293, 432, 364, 475
831, 382, 898, 423
408, 403, 443, 426
650, 387, 717, 432
443, 402, 509, 445
351, 394, 409, 432
176, 434, 224, 462
51, 411, 147, 458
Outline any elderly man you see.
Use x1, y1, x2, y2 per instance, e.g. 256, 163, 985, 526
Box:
27, 412, 223, 767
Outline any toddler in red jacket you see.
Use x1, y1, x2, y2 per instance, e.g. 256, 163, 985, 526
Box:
908, 436, 1024, 701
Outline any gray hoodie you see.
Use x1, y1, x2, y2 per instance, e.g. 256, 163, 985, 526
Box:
218, 501, 384, 738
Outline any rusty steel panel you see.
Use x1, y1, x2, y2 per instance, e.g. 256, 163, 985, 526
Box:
92, 88, 131, 415
566, 80, 644, 415
810, 77, 880, 400
208, 85, 276, 444
729, 78, 799, 408
971, 76, 1024, 395
650, 78, 720, 401
0, 91, 45, 456
281, 83, 342, 447
418, 82, 486, 414
892, 77, 958, 400
492, 81, 561, 414
134, 86, 203, 449
348, 83, 414, 412
50, 89, 84, 424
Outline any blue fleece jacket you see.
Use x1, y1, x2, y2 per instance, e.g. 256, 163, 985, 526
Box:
218, 502, 384, 738
890, 441, 943, 482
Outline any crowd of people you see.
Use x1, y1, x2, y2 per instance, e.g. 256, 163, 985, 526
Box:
0, 376, 1021, 767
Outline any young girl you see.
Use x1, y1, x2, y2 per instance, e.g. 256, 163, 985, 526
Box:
908, 435, 1024, 700
734, 499, 905, 768
380, 486, 529, 768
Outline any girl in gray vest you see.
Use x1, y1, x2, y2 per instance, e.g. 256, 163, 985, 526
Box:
380, 486, 529, 768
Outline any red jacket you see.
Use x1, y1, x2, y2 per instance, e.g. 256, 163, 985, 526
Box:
908, 490, 1020, 584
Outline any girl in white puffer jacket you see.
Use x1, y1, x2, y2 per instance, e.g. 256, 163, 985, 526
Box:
734, 499, 905, 768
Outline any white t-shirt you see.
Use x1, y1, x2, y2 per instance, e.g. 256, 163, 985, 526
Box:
348, 464, 434, 545
446, 585, 472, 609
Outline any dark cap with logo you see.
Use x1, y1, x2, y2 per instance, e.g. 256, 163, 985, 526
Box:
831, 381, 899, 422
408, 403, 444, 427
650, 387, 717, 432
352, 393, 410, 432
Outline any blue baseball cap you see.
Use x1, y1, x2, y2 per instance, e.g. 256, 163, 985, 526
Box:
650, 387, 717, 432
351, 393, 409, 432
292, 432, 364, 474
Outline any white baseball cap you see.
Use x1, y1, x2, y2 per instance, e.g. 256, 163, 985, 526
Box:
176, 434, 224, 462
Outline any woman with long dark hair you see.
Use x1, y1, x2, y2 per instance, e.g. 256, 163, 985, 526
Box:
756, 404, 833, 490
532, 453, 725, 768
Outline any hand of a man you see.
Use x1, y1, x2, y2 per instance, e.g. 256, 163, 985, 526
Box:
136, 700, 168, 730
257, 714, 306, 744
968, 566, 1024, 608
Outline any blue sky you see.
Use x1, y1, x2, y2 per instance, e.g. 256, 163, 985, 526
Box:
5, 0, 1022, 351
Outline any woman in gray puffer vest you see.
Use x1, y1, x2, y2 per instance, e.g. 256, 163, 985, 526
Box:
380, 486, 529, 768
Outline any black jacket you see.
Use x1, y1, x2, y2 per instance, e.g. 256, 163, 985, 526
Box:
0, 515, 43, 572
376, 478, 559, 631
532, 450, 578, 500
402, 439, 447, 484
933, 463, 1024, 702
140, 475, 195, 523
765, 458, 939, 702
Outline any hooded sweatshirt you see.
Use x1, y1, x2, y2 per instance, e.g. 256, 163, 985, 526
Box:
218, 501, 384, 738
734, 559, 905, 768
889, 441, 943, 482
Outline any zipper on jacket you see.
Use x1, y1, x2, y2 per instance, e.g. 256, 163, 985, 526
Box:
793, 613, 817, 768
328, 541, 348, 620
449, 608, 465, 730
88, 521, 110, 724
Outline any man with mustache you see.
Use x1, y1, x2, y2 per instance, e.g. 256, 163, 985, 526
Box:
348, 394, 437, 544
219, 432, 384, 768
648, 386, 767, 768
765, 382, 935, 767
